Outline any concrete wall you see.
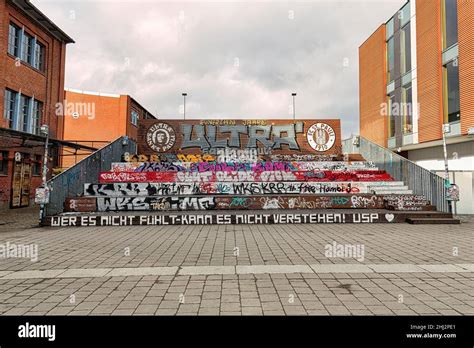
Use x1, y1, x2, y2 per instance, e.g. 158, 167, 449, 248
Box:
408, 140, 474, 214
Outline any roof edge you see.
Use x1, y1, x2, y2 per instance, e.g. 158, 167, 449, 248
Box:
9, 0, 75, 44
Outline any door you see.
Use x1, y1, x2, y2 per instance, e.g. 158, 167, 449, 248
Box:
11, 154, 32, 208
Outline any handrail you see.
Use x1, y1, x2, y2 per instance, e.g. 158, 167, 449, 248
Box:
46, 136, 136, 216
342, 136, 450, 212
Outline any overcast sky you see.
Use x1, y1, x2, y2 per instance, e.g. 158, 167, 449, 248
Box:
35, 0, 405, 138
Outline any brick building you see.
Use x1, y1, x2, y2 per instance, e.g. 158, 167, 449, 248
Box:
61, 89, 157, 168
0, 0, 83, 209
359, 0, 474, 214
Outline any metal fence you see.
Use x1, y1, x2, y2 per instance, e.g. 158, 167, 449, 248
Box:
342, 136, 450, 212
46, 136, 136, 216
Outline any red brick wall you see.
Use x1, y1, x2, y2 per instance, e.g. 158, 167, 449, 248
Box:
359, 25, 387, 147
61, 91, 124, 168
0, 0, 69, 208
60, 92, 152, 168
0, 0, 67, 139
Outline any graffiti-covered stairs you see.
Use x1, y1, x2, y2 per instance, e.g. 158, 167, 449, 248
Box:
42, 154, 458, 227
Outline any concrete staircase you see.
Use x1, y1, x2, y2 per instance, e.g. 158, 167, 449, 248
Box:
41, 154, 460, 226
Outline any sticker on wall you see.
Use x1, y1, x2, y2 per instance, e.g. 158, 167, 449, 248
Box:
146, 122, 176, 152
307, 123, 336, 152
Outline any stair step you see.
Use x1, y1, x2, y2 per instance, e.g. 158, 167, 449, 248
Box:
386, 205, 435, 211
375, 191, 413, 195
43, 209, 456, 227
370, 185, 409, 190
406, 217, 460, 224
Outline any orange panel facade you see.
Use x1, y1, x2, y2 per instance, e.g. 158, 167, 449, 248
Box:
415, 0, 443, 143
458, 0, 474, 135
359, 25, 387, 147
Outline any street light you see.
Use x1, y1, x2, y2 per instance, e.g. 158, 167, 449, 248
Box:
182, 93, 187, 120
442, 123, 452, 212
291, 93, 297, 120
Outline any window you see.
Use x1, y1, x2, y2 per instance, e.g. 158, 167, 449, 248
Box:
386, 17, 394, 40
34, 41, 45, 71
388, 94, 396, 138
131, 110, 139, 126
8, 23, 21, 56
7, 23, 46, 72
0, 151, 8, 175
3, 89, 44, 134
21, 33, 34, 64
32, 100, 43, 135
443, 59, 460, 123
387, 37, 395, 82
402, 85, 413, 134
442, 0, 458, 49
400, 23, 411, 75
398, 3, 410, 27
19, 95, 31, 132
3, 89, 17, 129
32, 155, 42, 176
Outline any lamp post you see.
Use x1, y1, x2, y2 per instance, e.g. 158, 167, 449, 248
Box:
39, 124, 49, 220
441, 123, 452, 212
291, 93, 297, 121
442, 124, 450, 182
182, 93, 187, 120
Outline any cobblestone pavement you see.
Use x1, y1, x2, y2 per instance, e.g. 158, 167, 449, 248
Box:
0, 208, 473, 315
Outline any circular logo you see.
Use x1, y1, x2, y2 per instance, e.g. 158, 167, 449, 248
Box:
146, 122, 176, 153
307, 123, 336, 152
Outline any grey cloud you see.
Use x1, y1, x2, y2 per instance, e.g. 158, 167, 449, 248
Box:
35, 0, 405, 137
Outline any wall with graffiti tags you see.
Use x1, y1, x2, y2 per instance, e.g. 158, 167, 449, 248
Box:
46, 212, 407, 226
110, 161, 377, 173
137, 119, 342, 155
98, 170, 392, 183
83, 181, 407, 197
44, 118, 442, 226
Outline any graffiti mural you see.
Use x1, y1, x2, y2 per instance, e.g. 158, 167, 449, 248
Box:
98, 170, 392, 183
110, 161, 378, 173
50, 116, 440, 227
66, 194, 388, 212
138, 119, 342, 155
84, 181, 406, 197
123, 153, 217, 163
46, 212, 404, 227
383, 195, 432, 211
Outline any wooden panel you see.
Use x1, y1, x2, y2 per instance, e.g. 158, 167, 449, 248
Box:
458, 0, 474, 135
11, 160, 31, 208
137, 119, 342, 155
359, 25, 387, 146
11, 162, 23, 208
416, 0, 443, 143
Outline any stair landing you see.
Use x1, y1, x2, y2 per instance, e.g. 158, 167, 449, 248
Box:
42, 209, 457, 227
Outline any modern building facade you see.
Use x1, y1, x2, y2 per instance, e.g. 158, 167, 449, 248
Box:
61, 89, 157, 168
359, 0, 474, 214
0, 0, 75, 208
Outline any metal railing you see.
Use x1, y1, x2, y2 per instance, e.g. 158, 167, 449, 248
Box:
46, 136, 136, 216
342, 136, 450, 212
